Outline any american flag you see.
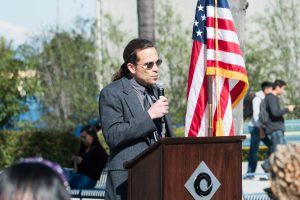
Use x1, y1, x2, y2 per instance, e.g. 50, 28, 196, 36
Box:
185, 0, 248, 137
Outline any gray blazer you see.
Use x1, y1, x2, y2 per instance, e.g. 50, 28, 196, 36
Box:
99, 76, 175, 170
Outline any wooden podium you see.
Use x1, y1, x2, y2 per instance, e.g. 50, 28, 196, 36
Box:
124, 136, 245, 200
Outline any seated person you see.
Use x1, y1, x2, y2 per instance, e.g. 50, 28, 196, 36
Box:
0, 157, 70, 200
64, 125, 108, 189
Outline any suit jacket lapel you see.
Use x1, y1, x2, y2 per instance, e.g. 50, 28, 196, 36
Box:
153, 86, 158, 99
121, 77, 144, 117
121, 77, 175, 136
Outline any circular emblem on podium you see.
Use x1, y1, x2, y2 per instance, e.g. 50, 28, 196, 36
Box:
194, 172, 213, 196
184, 161, 220, 200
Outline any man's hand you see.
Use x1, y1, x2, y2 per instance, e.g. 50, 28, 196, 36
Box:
147, 96, 169, 119
73, 156, 83, 164
287, 105, 296, 112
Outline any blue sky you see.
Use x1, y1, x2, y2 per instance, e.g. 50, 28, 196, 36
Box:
0, 0, 96, 45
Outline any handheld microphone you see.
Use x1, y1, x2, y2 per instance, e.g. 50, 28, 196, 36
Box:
158, 86, 164, 97
157, 82, 164, 98
157, 82, 166, 138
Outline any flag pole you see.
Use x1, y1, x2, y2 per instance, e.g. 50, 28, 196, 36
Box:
208, 76, 213, 136
207, 0, 219, 137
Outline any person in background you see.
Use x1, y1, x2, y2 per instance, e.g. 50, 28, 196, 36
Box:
99, 38, 175, 200
261, 79, 295, 172
64, 125, 108, 189
245, 81, 273, 178
269, 143, 300, 200
0, 157, 70, 200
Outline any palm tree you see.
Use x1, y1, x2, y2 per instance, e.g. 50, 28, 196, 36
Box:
229, 0, 249, 135
137, 0, 155, 42
228, 0, 248, 51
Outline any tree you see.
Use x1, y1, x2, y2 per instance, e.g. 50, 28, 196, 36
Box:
0, 37, 40, 128
137, 0, 155, 42
246, 0, 300, 118
156, 2, 191, 124
20, 16, 129, 130
228, 0, 248, 51
96, 14, 128, 89
26, 19, 99, 129
228, 0, 249, 134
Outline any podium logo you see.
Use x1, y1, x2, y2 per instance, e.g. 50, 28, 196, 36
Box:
184, 161, 220, 200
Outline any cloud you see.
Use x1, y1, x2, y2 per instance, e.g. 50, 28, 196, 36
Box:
0, 20, 34, 45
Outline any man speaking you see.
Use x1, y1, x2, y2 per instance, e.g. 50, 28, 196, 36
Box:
99, 38, 175, 200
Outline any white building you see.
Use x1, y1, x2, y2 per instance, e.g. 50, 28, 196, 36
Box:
99, 0, 269, 41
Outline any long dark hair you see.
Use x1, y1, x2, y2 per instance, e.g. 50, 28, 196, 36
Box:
111, 38, 155, 81
80, 125, 101, 147
0, 162, 70, 200
78, 125, 102, 156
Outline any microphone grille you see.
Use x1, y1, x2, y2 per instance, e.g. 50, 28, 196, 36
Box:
157, 81, 164, 89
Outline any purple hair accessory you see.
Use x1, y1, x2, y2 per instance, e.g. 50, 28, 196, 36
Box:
19, 157, 69, 189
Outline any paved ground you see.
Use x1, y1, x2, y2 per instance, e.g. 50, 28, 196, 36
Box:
241, 131, 300, 195
242, 161, 270, 194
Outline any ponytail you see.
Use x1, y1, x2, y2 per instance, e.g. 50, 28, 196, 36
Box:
111, 63, 130, 81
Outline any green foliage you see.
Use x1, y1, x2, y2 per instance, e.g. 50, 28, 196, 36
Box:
242, 146, 268, 162
98, 130, 110, 154
246, 0, 300, 118
96, 14, 128, 89
23, 19, 99, 129
173, 127, 185, 137
245, 40, 279, 91
0, 130, 79, 169
0, 14, 130, 131
0, 37, 41, 128
10, 16, 129, 130
156, 2, 191, 124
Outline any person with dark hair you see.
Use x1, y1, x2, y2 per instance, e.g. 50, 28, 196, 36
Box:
261, 79, 295, 172
245, 81, 273, 178
64, 125, 108, 189
99, 38, 175, 200
0, 158, 70, 200
111, 38, 155, 82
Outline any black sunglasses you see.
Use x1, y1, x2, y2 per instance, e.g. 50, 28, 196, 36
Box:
136, 59, 162, 70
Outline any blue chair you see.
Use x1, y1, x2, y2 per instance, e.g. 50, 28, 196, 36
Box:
71, 169, 107, 200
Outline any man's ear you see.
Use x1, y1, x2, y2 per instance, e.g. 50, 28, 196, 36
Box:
127, 63, 136, 74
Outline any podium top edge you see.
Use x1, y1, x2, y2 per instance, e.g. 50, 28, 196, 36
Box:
124, 135, 245, 169
159, 135, 245, 144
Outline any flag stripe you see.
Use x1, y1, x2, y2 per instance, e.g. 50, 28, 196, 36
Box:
207, 60, 247, 74
206, 39, 242, 56
206, 17, 236, 32
230, 81, 246, 107
197, 76, 217, 137
207, 27, 240, 45
185, 43, 207, 137
188, 76, 208, 137
207, 49, 245, 68
187, 41, 202, 97
207, 6, 233, 21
